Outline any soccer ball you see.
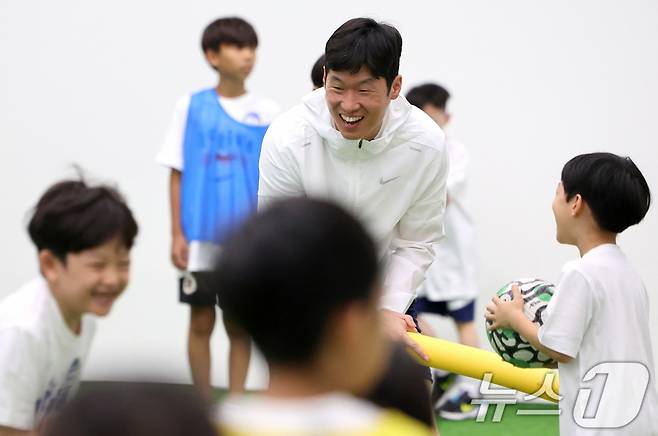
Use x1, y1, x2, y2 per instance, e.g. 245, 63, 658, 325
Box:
486, 278, 556, 368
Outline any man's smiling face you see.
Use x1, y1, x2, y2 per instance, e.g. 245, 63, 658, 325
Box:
324, 67, 401, 140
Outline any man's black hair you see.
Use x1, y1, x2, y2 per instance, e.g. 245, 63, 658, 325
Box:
201, 16, 258, 53
406, 83, 450, 110
324, 17, 402, 90
311, 54, 325, 89
215, 198, 379, 365
562, 152, 651, 233
28, 179, 138, 261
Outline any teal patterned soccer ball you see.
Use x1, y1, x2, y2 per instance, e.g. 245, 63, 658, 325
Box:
486, 278, 557, 368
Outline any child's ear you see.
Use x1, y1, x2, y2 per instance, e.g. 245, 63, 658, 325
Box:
204, 49, 220, 69
39, 250, 61, 283
445, 113, 452, 125
571, 194, 584, 216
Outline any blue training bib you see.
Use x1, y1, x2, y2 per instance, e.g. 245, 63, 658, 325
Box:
181, 89, 269, 244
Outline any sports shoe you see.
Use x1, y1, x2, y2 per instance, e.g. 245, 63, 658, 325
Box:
437, 389, 479, 421
431, 370, 457, 409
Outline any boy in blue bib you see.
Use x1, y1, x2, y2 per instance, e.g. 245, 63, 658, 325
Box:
156, 16, 279, 401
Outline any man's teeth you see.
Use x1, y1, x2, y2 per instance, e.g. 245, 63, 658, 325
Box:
340, 114, 364, 123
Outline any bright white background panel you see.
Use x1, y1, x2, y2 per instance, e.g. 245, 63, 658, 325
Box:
1, 0, 657, 387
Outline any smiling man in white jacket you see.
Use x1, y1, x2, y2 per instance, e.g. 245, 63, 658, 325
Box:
258, 17, 448, 358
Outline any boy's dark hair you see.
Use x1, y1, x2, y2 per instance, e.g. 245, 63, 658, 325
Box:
201, 16, 258, 53
325, 17, 402, 90
43, 383, 216, 436
28, 179, 138, 261
406, 83, 450, 110
311, 54, 325, 88
215, 198, 379, 365
562, 152, 651, 233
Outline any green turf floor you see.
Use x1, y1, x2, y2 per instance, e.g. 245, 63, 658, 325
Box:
438, 403, 558, 435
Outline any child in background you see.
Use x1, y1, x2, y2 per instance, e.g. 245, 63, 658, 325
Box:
310, 54, 325, 89
0, 178, 138, 434
156, 16, 279, 400
406, 83, 480, 420
487, 153, 658, 435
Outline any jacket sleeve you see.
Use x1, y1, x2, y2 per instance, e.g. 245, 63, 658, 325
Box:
380, 150, 449, 313
257, 121, 304, 210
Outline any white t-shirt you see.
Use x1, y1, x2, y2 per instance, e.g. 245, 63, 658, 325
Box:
418, 138, 478, 303
216, 392, 431, 435
0, 277, 96, 430
156, 91, 280, 271
538, 244, 658, 436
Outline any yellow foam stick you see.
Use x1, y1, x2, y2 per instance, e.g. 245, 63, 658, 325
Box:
407, 332, 560, 403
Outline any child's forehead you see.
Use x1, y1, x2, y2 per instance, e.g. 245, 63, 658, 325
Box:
217, 41, 257, 50
70, 238, 131, 259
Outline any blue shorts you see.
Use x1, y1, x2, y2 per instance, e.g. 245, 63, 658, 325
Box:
414, 298, 476, 323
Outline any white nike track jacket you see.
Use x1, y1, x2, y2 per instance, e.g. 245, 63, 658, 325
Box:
258, 88, 448, 313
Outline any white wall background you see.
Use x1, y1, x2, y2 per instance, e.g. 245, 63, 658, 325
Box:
1, 0, 657, 388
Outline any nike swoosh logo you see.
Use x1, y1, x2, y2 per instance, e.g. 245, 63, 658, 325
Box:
380, 175, 400, 185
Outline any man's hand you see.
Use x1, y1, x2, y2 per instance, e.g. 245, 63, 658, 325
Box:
381, 309, 429, 361
485, 284, 525, 330
171, 233, 188, 270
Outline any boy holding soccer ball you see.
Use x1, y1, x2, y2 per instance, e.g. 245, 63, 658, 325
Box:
486, 153, 658, 435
